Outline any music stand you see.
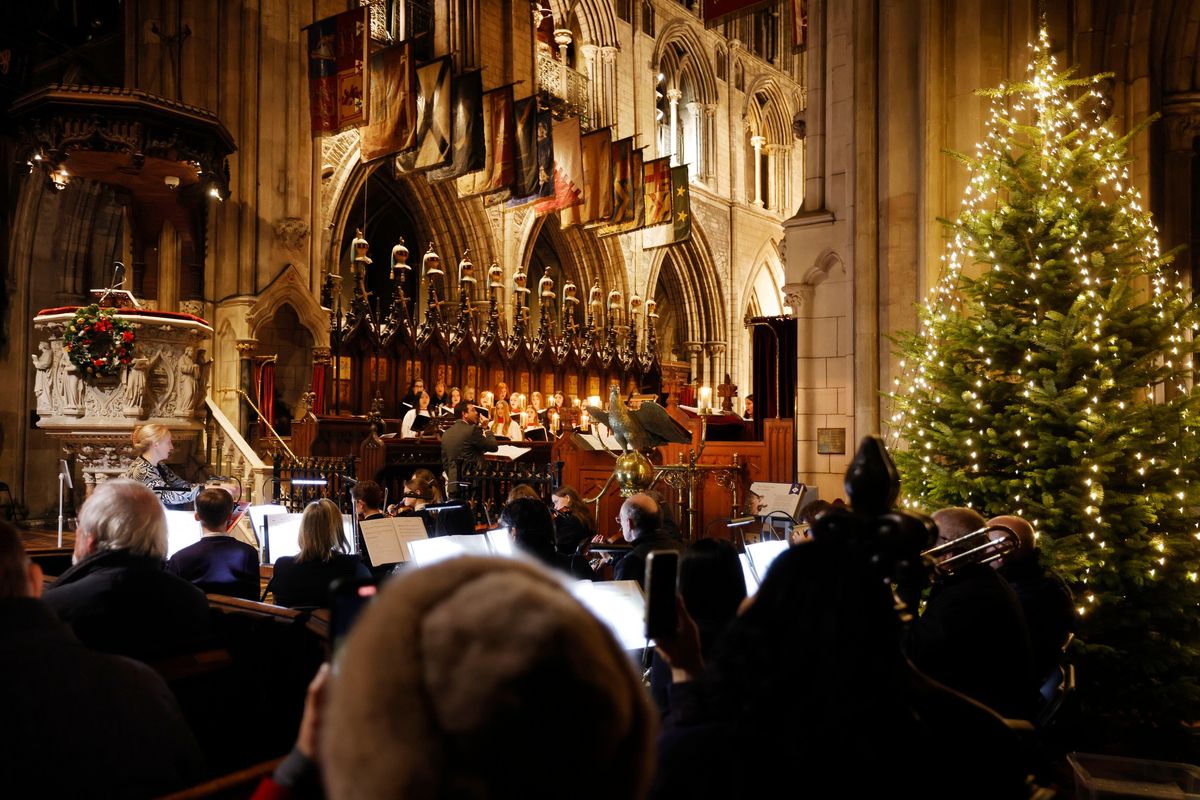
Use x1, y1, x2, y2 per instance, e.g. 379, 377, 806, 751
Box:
420, 500, 475, 538
57, 459, 73, 548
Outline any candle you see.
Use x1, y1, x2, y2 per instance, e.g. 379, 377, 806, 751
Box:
551, 411, 560, 433
580, 410, 590, 430
698, 385, 712, 414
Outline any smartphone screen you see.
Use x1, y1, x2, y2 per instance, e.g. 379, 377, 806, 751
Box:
329, 576, 379, 662
643, 550, 679, 640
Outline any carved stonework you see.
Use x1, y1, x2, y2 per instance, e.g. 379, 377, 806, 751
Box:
235, 339, 259, 358
275, 217, 311, 250
782, 282, 810, 312
178, 299, 205, 318
34, 308, 212, 429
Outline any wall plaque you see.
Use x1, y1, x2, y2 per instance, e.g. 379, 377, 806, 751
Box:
816, 427, 846, 455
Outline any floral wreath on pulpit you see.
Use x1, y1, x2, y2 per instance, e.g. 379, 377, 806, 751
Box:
62, 304, 136, 377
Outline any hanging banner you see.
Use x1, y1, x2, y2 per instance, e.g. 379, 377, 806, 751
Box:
396, 56, 453, 174
535, 117, 584, 218
457, 86, 516, 198
306, 7, 369, 135
642, 157, 673, 227
427, 69, 485, 182
578, 128, 614, 226
361, 41, 415, 161
507, 105, 555, 209
644, 165, 692, 248
595, 147, 644, 237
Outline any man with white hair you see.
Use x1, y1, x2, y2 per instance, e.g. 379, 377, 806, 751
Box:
0, 519, 204, 796
43, 478, 213, 662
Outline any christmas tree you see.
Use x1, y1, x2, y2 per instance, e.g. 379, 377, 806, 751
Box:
889, 27, 1200, 749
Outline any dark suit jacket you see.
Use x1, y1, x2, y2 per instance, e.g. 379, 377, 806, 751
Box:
270, 553, 371, 608
614, 531, 686, 587
1001, 555, 1076, 679
904, 564, 1039, 720
43, 548, 214, 663
0, 598, 205, 798
441, 419, 498, 484
166, 534, 261, 600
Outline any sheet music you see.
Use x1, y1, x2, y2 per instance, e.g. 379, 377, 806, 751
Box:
570, 580, 647, 651
358, 516, 429, 566
407, 533, 495, 567
749, 482, 805, 518
575, 432, 605, 451
265, 512, 304, 561
247, 504, 288, 539
745, 539, 790, 588
595, 426, 623, 451
492, 445, 532, 460
739, 554, 760, 596
164, 510, 203, 558
485, 527, 514, 557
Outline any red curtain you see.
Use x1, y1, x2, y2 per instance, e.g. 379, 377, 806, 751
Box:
312, 362, 327, 414
256, 361, 276, 431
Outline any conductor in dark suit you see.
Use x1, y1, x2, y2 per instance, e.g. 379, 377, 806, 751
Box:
441, 400, 498, 493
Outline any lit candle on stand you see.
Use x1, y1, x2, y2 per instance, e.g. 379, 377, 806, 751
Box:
551, 411, 560, 434
698, 385, 713, 414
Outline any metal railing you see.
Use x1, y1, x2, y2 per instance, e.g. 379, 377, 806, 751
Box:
536, 51, 590, 129
203, 397, 272, 504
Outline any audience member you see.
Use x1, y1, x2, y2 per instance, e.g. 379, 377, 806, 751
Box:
649, 538, 746, 714
613, 493, 685, 585
42, 479, 213, 662
124, 423, 201, 510
551, 485, 595, 554
905, 506, 1039, 720
988, 514, 1076, 681
0, 521, 205, 797
651, 537, 1030, 799
271, 499, 370, 608
319, 557, 655, 799
167, 487, 260, 600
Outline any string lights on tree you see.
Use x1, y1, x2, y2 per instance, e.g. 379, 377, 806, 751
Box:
888, 25, 1200, 739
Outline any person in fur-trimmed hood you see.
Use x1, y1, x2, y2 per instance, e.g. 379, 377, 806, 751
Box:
318, 556, 656, 800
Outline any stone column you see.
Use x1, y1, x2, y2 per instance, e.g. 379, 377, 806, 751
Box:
666, 88, 682, 164
751, 135, 766, 207
553, 28, 571, 64
705, 342, 726, 391
1163, 102, 1199, 289
682, 341, 703, 383
235, 338, 258, 436
597, 46, 619, 130
702, 103, 718, 181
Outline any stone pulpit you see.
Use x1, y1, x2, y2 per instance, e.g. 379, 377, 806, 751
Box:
33, 304, 213, 494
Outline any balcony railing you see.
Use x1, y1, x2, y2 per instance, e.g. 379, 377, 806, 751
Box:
536, 51, 591, 129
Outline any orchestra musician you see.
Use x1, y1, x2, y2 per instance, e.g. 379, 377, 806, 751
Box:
124, 424, 241, 509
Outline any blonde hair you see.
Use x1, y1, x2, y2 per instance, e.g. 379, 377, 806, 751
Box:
297, 498, 346, 563
131, 423, 171, 456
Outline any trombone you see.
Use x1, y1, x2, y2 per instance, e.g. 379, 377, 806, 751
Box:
921, 524, 1018, 577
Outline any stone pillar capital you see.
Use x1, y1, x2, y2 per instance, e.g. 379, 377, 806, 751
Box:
235, 339, 259, 359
